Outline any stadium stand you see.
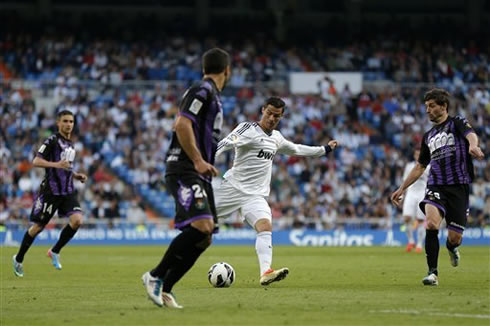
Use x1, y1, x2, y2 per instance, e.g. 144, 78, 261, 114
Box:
1, 18, 488, 231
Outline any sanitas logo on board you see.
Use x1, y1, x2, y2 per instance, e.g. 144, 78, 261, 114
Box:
289, 230, 374, 246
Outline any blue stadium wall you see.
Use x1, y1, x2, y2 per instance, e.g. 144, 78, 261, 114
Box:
2, 228, 489, 246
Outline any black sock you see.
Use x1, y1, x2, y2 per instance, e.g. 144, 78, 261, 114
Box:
16, 232, 36, 263
425, 229, 439, 275
151, 226, 210, 292
150, 226, 208, 278
51, 224, 77, 254
161, 246, 205, 293
446, 238, 459, 252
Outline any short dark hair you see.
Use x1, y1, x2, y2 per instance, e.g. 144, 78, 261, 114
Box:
57, 110, 74, 119
264, 97, 286, 113
202, 48, 230, 74
423, 88, 450, 112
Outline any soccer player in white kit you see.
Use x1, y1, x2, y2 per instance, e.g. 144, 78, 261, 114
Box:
215, 97, 339, 285
401, 148, 429, 253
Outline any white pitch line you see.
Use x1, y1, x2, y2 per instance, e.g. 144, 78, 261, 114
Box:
370, 309, 490, 319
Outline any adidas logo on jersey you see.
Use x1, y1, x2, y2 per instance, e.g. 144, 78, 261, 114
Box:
257, 149, 275, 160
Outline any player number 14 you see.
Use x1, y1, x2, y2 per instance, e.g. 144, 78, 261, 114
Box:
43, 203, 53, 214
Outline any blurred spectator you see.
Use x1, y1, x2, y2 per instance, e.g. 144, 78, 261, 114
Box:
126, 199, 147, 226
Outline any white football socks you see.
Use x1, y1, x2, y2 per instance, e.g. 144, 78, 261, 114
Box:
405, 222, 414, 244
416, 222, 425, 247
255, 231, 272, 276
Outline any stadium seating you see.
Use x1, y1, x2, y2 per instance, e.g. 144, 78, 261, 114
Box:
0, 32, 488, 230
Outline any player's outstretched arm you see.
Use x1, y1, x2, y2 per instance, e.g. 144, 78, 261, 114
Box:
73, 172, 88, 183
33, 156, 71, 170
278, 134, 338, 157
175, 115, 218, 177
390, 163, 426, 207
327, 140, 339, 150
466, 132, 484, 160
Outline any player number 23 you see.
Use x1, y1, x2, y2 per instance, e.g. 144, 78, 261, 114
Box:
426, 190, 440, 199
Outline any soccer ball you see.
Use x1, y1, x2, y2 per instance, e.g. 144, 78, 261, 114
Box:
208, 262, 235, 288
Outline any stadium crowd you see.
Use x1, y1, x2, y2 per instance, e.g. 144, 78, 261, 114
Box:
1, 31, 489, 231
0, 26, 488, 85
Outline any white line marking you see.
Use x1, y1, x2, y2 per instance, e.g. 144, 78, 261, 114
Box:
370, 309, 490, 319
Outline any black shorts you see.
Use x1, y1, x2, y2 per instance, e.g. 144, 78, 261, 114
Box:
30, 192, 82, 226
419, 184, 470, 234
165, 174, 217, 230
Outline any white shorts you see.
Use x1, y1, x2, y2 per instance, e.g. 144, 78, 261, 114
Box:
214, 179, 271, 227
402, 191, 425, 220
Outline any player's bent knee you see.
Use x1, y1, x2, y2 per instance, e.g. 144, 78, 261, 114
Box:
254, 218, 272, 232
448, 232, 462, 245
424, 205, 443, 229
425, 216, 440, 230
426, 222, 439, 230
29, 224, 44, 236
69, 214, 84, 229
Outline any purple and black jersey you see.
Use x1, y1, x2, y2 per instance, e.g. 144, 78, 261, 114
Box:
36, 133, 75, 195
165, 78, 223, 183
418, 116, 475, 185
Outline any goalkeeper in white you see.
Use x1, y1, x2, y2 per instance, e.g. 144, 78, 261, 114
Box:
215, 97, 338, 285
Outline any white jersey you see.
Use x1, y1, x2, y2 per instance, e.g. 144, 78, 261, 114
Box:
402, 161, 430, 195
216, 122, 326, 196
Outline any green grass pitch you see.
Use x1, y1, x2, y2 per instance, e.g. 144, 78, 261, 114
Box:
1, 245, 489, 325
